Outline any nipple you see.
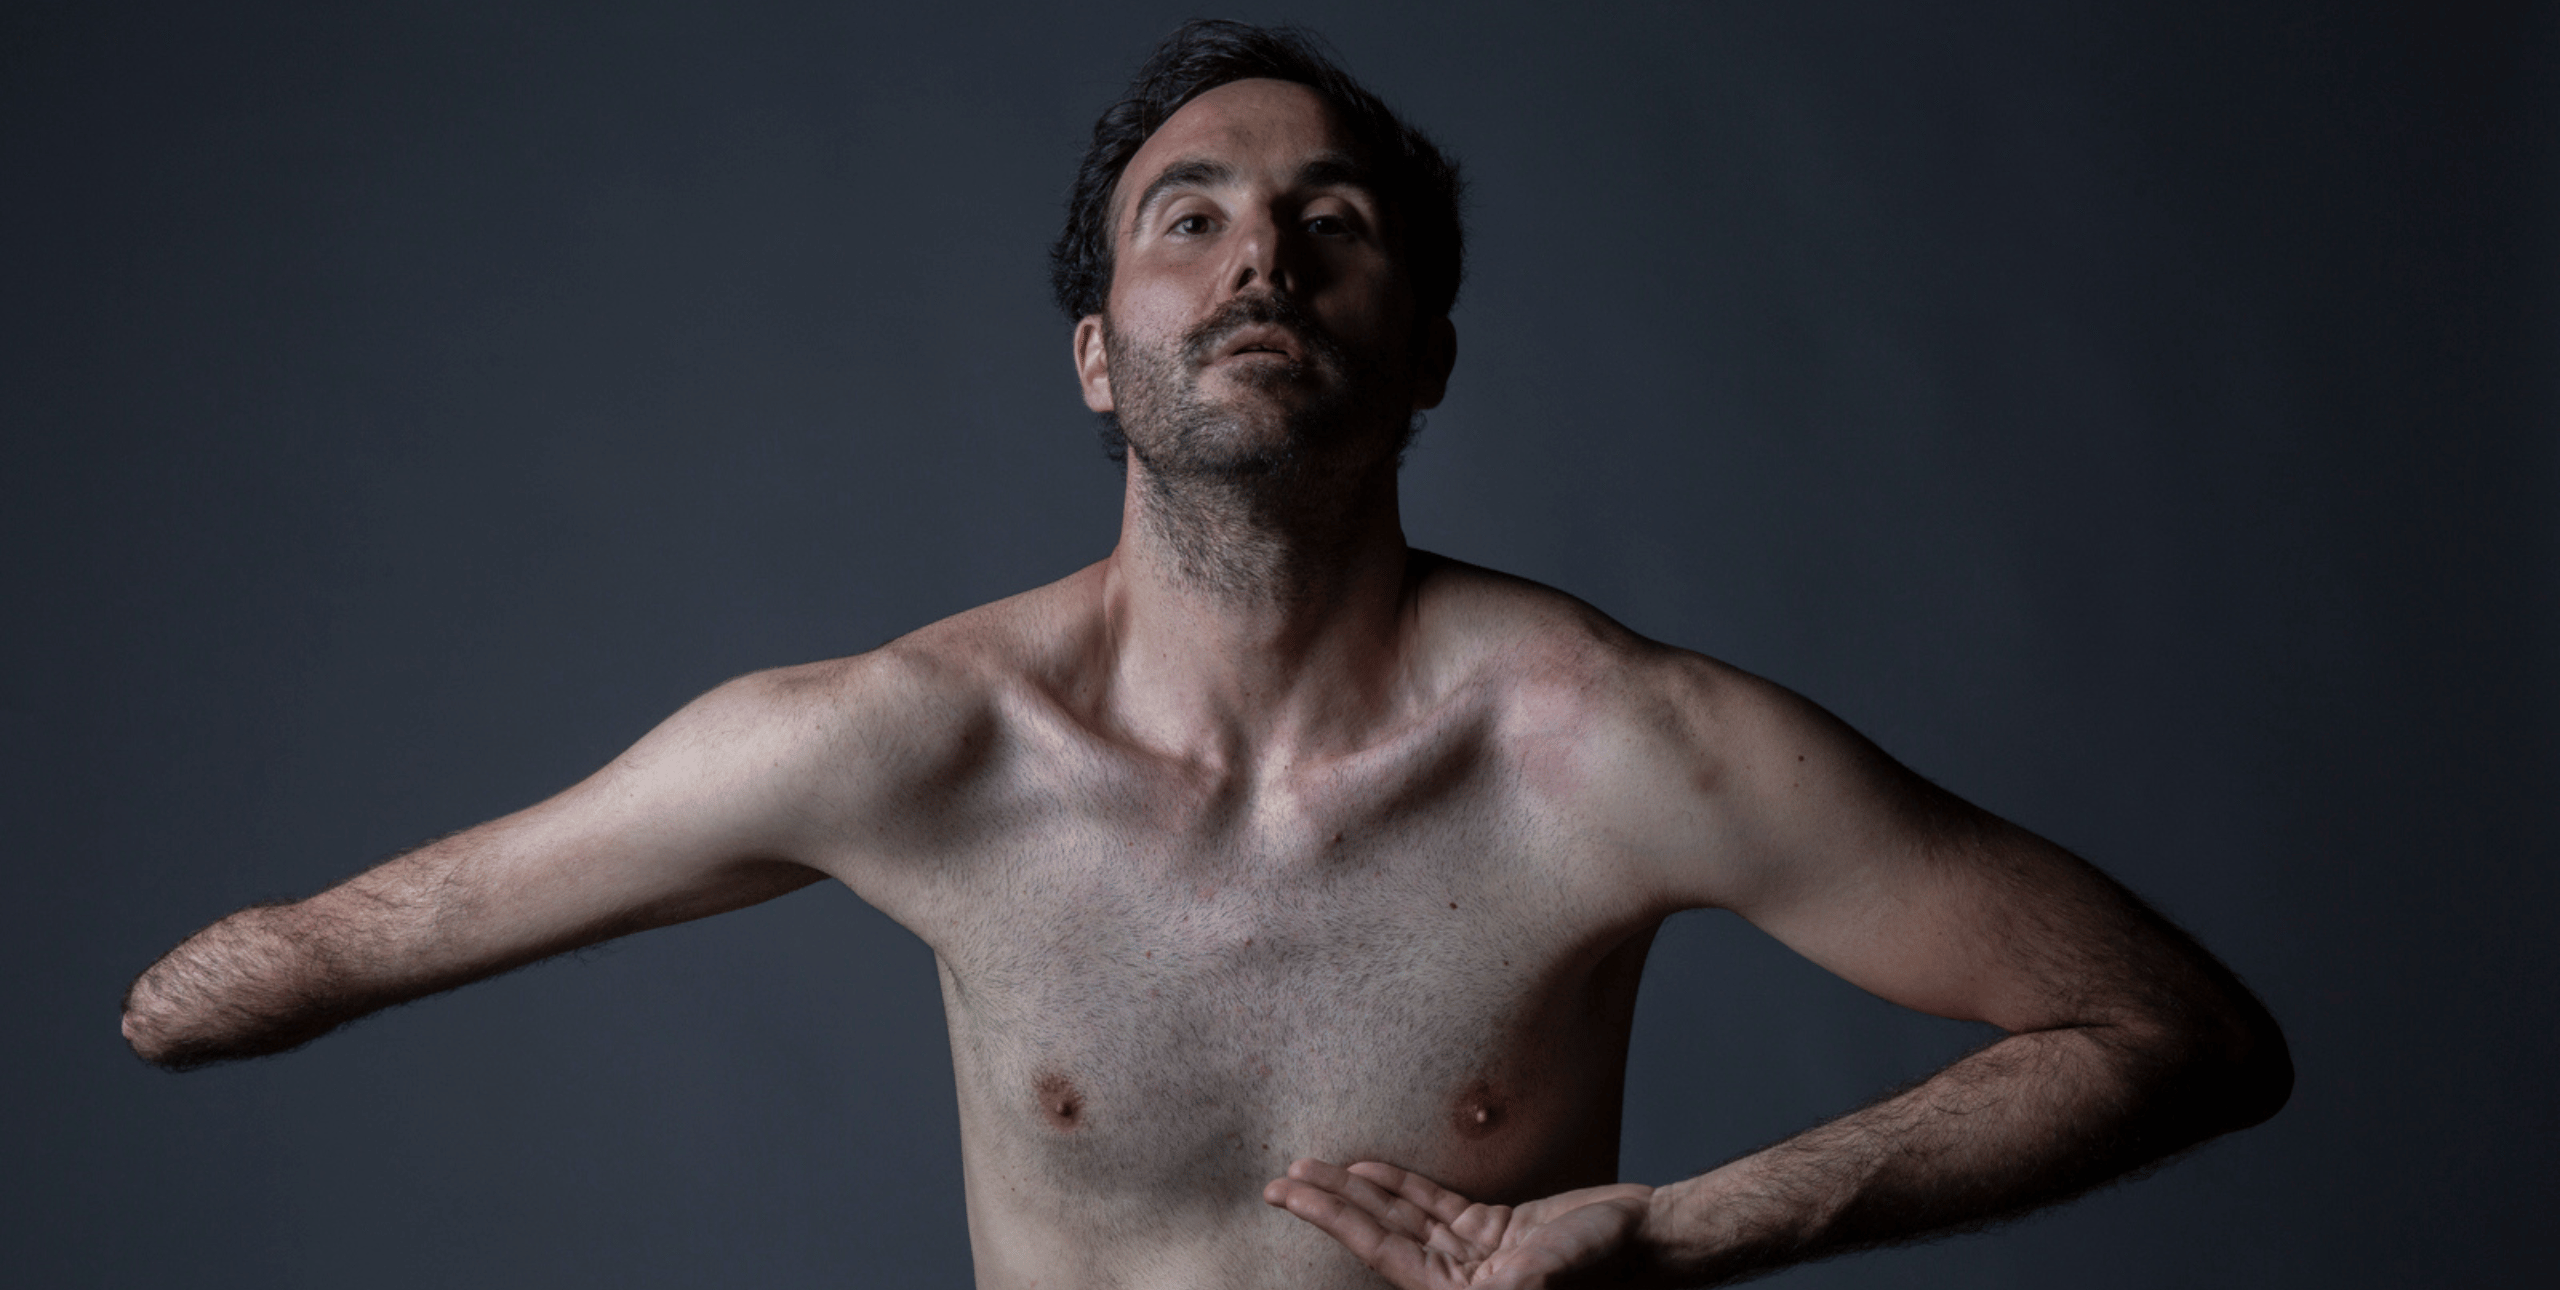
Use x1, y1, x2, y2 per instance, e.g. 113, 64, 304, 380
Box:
1034, 1072, 1086, 1132
1451, 1079, 1505, 1140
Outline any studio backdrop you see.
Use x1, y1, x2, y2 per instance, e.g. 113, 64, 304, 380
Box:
6, 2, 2551, 1286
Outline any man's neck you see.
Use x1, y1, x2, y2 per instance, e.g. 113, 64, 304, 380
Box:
1096, 457, 1420, 773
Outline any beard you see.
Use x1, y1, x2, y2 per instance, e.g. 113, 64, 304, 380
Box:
1101, 292, 1418, 487
1100, 293, 1424, 599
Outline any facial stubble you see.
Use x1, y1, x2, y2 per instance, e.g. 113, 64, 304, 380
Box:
1102, 294, 1421, 599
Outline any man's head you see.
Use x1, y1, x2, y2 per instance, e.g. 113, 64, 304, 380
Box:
1051, 21, 1464, 469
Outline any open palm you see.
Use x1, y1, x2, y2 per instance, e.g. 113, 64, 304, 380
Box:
1265, 1159, 1657, 1289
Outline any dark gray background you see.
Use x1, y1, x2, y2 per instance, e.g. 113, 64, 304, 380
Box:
8, 1, 2552, 1285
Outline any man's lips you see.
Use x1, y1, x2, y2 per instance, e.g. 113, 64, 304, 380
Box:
1208, 324, 1309, 364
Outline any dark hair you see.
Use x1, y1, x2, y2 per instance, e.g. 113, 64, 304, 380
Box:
1048, 20, 1466, 326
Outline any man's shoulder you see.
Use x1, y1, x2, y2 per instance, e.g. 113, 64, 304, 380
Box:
1411, 553, 1795, 798
1411, 553, 1746, 711
1392, 556, 1827, 911
705, 565, 1103, 763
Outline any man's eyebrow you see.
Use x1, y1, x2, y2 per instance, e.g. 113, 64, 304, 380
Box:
1291, 152, 1378, 197
1127, 159, 1236, 231
1124, 151, 1383, 232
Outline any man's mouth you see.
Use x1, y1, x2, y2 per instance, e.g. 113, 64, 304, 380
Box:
1211, 325, 1308, 365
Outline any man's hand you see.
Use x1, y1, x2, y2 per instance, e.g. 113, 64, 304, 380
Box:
1266, 1158, 1657, 1289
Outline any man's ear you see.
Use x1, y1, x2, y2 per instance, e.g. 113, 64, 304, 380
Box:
1074, 316, 1115, 414
1410, 316, 1457, 411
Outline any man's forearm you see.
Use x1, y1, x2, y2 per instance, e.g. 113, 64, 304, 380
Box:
121, 850, 474, 1070
1633, 1021, 2290, 1286
122, 900, 375, 1068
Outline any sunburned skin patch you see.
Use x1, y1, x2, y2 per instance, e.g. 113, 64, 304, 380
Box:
1035, 1072, 1087, 1131
1450, 1078, 1505, 1140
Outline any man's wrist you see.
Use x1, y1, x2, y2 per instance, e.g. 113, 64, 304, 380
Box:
1631, 1166, 1797, 1289
1632, 1176, 1718, 1288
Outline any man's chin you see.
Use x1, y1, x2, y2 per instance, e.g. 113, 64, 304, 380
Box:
1199, 362, 1332, 411
1137, 425, 1305, 480
1122, 376, 1383, 482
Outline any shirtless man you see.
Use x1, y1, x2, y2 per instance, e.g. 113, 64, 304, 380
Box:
121, 21, 2290, 1289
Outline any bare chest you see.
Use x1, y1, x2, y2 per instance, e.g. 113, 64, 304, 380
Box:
900, 733, 1656, 1267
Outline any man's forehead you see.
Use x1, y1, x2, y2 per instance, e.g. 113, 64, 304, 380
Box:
1113, 79, 1367, 226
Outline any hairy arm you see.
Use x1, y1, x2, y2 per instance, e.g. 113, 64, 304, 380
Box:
1619, 657, 2291, 1282
120, 669, 849, 1069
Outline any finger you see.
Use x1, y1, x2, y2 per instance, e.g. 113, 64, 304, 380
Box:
1266, 1177, 1455, 1290
1344, 1161, 1478, 1226
1281, 1159, 1468, 1249
1345, 1161, 1513, 1248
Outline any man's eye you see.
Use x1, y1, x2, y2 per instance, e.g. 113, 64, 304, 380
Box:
1172, 214, 1212, 235
1307, 215, 1349, 236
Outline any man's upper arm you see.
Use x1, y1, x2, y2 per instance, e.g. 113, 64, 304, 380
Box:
1614, 653, 2279, 1063
303, 665, 857, 998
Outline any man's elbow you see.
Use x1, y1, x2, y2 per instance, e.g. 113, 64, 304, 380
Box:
2211, 1006, 2294, 1131
2144, 996, 2293, 1140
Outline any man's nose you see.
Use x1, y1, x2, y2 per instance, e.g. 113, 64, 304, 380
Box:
1222, 207, 1296, 299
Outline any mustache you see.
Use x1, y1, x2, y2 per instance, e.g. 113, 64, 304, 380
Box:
1179, 293, 1348, 370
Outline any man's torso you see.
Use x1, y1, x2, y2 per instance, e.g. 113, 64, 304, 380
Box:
774, 554, 1716, 1289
